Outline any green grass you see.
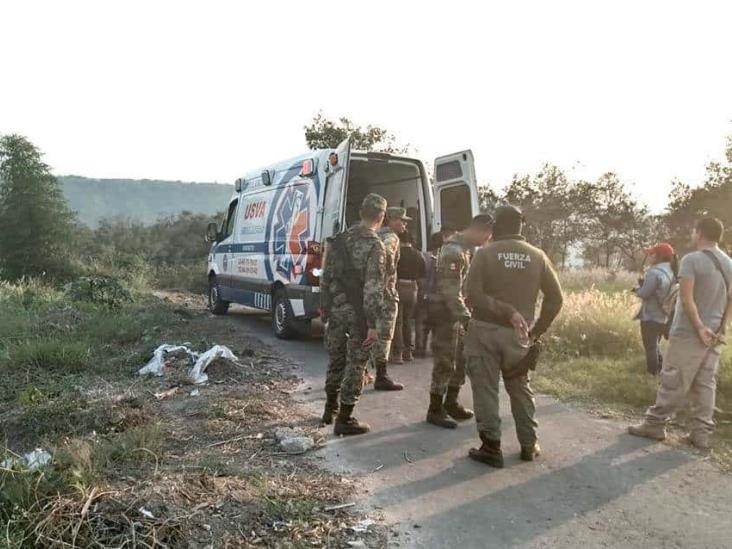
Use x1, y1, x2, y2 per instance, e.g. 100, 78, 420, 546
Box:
0, 278, 181, 447
534, 356, 658, 410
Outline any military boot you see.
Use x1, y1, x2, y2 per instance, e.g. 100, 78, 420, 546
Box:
520, 441, 541, 461
628, 422, 666, 441
443, 386, 474, 420
333, 404, 370, 436
374, 364, 404, 391
402, 349, 414, 362
426, 393, 458, 429
468, 433, 504, 468
688, 431, 710, 451
321, 392, 339, 425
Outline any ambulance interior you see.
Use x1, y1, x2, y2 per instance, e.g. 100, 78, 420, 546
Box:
344, 156, 425, 249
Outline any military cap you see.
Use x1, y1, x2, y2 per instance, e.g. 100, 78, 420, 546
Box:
361, 193, 387, 212
494, 204, 524, 224
385, 207, 412, 221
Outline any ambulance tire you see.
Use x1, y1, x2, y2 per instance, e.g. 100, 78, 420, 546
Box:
208, 276, 230, 315
272, 289, 297, 340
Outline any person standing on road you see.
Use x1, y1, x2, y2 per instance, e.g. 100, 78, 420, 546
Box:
369, 207, 408, 390
463, 205, 563, 467
425, 215, 494, 429
633, 243, 679, 375
392, 231, 426, 363
629, 217, 732, 450
320, 193, 388, 436
415, 229, 457, 357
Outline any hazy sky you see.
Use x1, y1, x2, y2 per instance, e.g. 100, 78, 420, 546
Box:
1, 0, 730, 212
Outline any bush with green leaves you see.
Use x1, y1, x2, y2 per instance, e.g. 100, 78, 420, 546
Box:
66, 275, 132, 308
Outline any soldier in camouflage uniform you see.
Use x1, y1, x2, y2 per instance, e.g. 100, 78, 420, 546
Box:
426, 215, 494, 429
320, 194, 388, 436
369, 207, 408, 391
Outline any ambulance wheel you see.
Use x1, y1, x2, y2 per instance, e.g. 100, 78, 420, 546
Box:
208, 276, 230, 315
272, 289, 297, 339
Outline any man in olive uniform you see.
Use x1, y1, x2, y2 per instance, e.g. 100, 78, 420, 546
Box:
463, 205, 563, 467
320, 193, 388, 435
369, 207, 408, 391
426, 215, 494, 428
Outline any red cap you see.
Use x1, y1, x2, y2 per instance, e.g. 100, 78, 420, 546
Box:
644, 243, 674, 258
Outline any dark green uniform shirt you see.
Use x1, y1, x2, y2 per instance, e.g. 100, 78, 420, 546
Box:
436, 233, 474, 322
465, 235, 563, 338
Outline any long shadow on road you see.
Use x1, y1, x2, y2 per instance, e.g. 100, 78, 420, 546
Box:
373, 436, 689, 547
232, 309, 732, 548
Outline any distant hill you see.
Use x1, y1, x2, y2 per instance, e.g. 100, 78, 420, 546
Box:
59, 176, 233, 227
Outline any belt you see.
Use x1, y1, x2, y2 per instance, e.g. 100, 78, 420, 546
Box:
398, 279, 418, 285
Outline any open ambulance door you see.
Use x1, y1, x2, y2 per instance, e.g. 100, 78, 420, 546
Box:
320, 137, 351, 240
432, 150, 480, 232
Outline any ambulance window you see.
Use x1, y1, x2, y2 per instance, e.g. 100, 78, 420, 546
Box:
223, 199, 238, 239
440, 185, 471, 231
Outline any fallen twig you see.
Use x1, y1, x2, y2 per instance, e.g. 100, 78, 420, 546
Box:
205, 433, 265, 448
72, 487, 98, 545
372, 464, 384, 473
324, 502, 355, 512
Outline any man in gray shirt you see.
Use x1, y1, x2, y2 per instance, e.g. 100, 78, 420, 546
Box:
629, 217, 732, 449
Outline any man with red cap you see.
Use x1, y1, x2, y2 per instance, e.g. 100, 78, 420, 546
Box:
633, 242, 678, 374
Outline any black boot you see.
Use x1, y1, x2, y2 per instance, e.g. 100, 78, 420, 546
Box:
321, 392, 339, 425
426, 393, 458, 429
468, 433, 504, 468
520, 441, 541, 461
334, 404, 370, 436
443, 386, 474, 420
374, 364, 404, 391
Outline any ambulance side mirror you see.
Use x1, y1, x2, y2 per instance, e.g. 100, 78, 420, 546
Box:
205, 222, 220, 243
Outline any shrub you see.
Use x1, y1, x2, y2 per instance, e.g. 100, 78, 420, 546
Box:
66, 275, 132, 308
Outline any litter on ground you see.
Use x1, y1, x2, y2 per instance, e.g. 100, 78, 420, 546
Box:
350, 519, 375, 533
1, 448, 53, 471
274, 427, 316, 454
138, 344, 239, 385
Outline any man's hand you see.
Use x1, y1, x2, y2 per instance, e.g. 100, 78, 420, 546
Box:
511, 311, 530, 343
696, 325, 717, 347
363, 328, 379, 348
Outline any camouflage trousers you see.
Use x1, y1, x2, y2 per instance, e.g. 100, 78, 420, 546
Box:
369, 299, 398, 371
324, 305, 369, 405
430, 319, 466, 394
463, 320, 537, 447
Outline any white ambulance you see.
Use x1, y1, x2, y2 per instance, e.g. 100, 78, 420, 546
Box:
205, 138, 480, 338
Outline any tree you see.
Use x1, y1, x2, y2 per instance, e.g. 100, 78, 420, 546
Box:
578, 173, 650, 270
477, 185, 501, 214
502, 165, 588, 267
304, 113, 408, 153
0, 134, 76, 280
664, 135, 732, 252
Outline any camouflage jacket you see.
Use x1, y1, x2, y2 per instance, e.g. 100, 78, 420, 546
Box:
378, 227, 400, 303
321, 224, 386, 329
436, 233, 473, 321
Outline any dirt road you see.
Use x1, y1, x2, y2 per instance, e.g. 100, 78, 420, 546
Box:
232, 309, 732, 548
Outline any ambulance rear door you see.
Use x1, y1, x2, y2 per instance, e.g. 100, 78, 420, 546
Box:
432, 150, 480, 232
320, 137, 351, 240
